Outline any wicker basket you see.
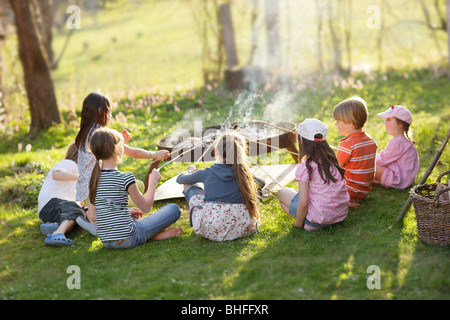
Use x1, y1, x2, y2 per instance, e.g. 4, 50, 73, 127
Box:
410, 171, 450, 247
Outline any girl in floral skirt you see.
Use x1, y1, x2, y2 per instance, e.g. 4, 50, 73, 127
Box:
176, 131, 261, 241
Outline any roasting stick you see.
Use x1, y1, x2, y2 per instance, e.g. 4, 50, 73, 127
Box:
247, 138, 300, 157
253, 138, 337, 152
249, 157, 284, 188
157, 132, 218, 171
157, 141, 206, 171
251, 120, 295, 133
194, 141, 215, 165
250, 120, 337, 149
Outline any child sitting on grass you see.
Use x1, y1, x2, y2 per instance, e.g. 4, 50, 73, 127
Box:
38, 143, 85, 246
87, 127, 182, 249
176, 131, 261, 241
333, 96, 377, 207
374, 105, 419, 189
278, 119, 349, 231
74, 92, 169, 220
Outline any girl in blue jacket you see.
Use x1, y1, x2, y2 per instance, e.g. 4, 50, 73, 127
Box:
177, 131, 262, 241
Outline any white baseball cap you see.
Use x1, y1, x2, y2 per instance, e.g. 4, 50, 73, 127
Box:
296, 118, 328, 142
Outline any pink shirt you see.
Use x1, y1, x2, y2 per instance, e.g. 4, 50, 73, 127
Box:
296, 160, 349, 225
376, 136, 419, 189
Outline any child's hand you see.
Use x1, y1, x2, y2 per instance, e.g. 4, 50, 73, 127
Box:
188, 165, 197, 173
153, 150, 170, 161
149, 168, 162, 183
122, 129, 132, 144
129, 207, 143, 220
293, 220, 304, 228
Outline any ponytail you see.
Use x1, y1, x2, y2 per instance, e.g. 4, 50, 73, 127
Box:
88, 128, 124, 204
395, 118, 417, 146
89, 161, 101, 204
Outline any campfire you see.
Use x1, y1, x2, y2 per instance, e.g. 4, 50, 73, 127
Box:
156, 120, 299, 163
145, 120, 300, 195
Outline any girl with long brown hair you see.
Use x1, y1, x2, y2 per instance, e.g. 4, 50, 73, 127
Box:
86, 127, 182, 249
278, 119, 349, 231
176, 131, 261, 241
74, 92, 170, 221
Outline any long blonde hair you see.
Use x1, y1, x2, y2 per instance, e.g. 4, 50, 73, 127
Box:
88, 128, 124, 204
214, 131, 259, 221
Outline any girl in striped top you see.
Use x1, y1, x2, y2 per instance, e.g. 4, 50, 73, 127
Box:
333, 97, 377, 207
87, 127, 182, 249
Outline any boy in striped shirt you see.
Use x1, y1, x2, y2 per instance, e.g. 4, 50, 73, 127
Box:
333, 97, 377, 207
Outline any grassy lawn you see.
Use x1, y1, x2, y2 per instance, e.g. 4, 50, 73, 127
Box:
1, 0, 449, 301
1, 69, 449, 300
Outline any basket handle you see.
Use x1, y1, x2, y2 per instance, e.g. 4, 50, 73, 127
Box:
436, 170, 450, 183
434, 186, 450, 207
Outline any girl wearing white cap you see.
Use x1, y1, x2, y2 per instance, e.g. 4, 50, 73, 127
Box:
278, 119, 349, 231
374, 105, 419, 189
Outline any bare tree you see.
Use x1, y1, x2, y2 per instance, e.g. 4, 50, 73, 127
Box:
343, 0, 352, 72
265, 0, 281, 70
315, 0, 325, 72
188, 0, 225, 84
35, 0, 54, 66
9, 0, 60, 137
327, 0, 344, 72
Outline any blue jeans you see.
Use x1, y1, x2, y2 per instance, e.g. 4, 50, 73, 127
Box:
183, 184, 205, 227
102, 203, 181, 249
288, 193, 332, 230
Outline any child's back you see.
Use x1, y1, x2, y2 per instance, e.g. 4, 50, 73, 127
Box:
176, 132, 260, 241
337, 131, 377, 201
333, 97, 377, 204
296, 159, 348, 225
375, 105, 419, 189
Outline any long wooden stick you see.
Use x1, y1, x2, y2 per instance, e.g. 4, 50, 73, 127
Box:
249, 157, 284, 188
396, 128, 450, 222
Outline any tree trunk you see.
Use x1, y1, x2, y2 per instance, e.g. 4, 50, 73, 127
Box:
315, 0, 324, 72
37, 0, 54, 66
327, 0, 344, 73
9, 0, 60, 136
265, 0, 281, 70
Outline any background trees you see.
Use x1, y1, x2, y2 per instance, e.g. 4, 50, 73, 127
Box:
8, 0, 60, 137
1, 0, 450, 135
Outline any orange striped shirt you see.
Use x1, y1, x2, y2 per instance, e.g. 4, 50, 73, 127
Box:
336, 131, 377, 201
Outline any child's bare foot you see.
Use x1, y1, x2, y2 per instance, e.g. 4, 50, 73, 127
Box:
152, 227, 183, 240
349, 200, 361, 208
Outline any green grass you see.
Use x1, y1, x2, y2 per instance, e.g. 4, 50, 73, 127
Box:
1, 68, 449, 300
1, 0, 450, 301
